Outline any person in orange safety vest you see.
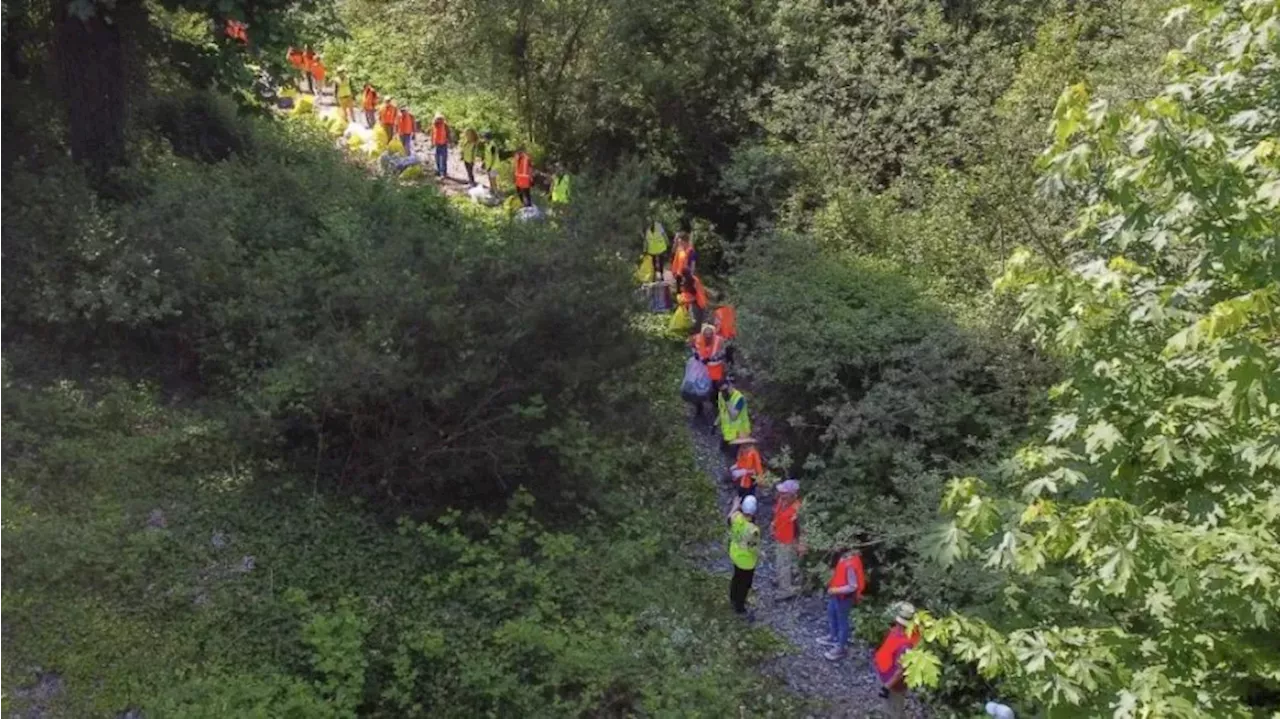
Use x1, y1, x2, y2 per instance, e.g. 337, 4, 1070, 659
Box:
361, 84, 379, 129
396, 105, 417, 157
310, 56, 327, 96
714, 304, 737, 369
430, 113, 450, 179
378, 97, 398, 143
771, 479, 803, 599
691, 323, 726, 383
225, 20, 248, 45
875, 602, 921, 718
678, 270, 709, 330
728, 435, 763, 497
670, 231, 696, 293
513, 145, 534, 207
300, 47, 318, 94
818, 546, 866, 661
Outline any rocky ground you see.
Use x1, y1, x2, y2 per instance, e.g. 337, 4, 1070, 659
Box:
684, 411, 929, 718
309, 88, 486, 198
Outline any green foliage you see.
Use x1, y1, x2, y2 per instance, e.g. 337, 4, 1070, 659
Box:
921, 2, 1280, 715
2, 358, 800, 717
3, 108, 650, 510
732, 233, 1046, 615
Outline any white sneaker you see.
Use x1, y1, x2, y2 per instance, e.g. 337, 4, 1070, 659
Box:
823, 648, 847, 662
816, 636, 838, 647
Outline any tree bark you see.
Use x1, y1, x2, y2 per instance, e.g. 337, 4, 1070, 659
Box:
53, 0, 140, 181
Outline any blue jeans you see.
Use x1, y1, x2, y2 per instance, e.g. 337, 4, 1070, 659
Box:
827, 595, 853, 648
435, 145, 448, 177
400, 134, 413, 157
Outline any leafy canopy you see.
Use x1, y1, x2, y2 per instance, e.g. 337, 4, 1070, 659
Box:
917, 2, 1280, 715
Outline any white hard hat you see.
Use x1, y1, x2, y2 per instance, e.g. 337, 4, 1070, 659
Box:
985, 702, 1015, 719
741, 495, 758, 515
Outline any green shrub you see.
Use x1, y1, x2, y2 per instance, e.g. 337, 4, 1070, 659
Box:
732, 232, 1046, 610
2, 362, 800, 717
2, 116, 651, 511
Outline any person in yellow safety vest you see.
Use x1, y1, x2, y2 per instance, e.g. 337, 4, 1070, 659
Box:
727, 494, 760, 617
460, 127, 480, 188
481, 130, 500, 192
334, 68, 355, 123
550, 167, 572, 205
716, 378, 751, 466
644, 221, 669, 279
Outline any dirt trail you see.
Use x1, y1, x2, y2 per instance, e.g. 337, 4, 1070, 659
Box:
309, 81, 921, 717
685, 409, 928, 718
309, 88, 489, 197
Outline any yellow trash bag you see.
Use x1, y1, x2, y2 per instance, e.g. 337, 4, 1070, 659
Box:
346, 134, 364, 152
292, 95, 314, 115
400, 164, 424, 180
372, 125, 390, 149
634, 255, 654, 284
668, 304, 694, 334
387, 137, 406, 156
503, 194, 524, 213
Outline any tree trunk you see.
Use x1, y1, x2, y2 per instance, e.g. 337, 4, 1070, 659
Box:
53, 0, 138, 181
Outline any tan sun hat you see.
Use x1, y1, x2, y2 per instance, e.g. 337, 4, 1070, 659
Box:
893, 601, 917, 626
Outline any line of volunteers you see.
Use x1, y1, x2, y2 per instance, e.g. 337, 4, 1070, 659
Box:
283, 47, 573, 208
265, 45, 1003, 714
640, 222, 921, 718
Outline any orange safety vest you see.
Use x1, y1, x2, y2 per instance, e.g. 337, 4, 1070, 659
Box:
715, 305, 737, 340
874, 626, 920, 686
693, 333, 725, 381
514, 152, 533, 189
692, 275, 709, 310
396, 110, 415, 136
362, 86, 378, 110
287, 48, 304, 69
431, 121, 449, 146
671, 245, 691, 277
733, 445, 763, 490
379, 102, 398, 127
828, 554, 866, 600
772, 498, 800, 544
678, 287, 696, 309
303, 51, 316, 73
225, 20, 248, 44
311, 59, 327, 84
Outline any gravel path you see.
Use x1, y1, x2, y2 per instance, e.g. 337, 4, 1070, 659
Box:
684, 411, 929, 719
310, 89, 487, 197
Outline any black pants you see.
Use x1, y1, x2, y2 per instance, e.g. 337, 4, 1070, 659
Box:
518, 188, 532, 207
364, 109, 376, 128
464, 161, 475, 186
730, 566, 755, 614
691, 305, 707, 332
651, 251, 667, 279
720, 437, 738, 467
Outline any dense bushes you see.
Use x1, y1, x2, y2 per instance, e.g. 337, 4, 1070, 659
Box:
1, 368, 799, 717
2, 100, 648, 511
732, 233, 1046, 612
918, 3, 1280, 714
